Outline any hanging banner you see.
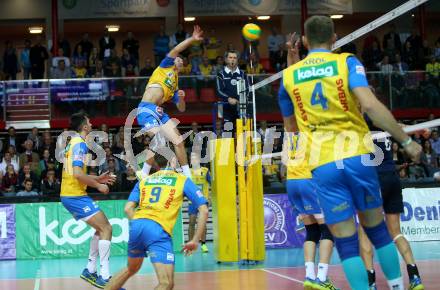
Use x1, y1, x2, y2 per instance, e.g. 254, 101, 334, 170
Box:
264, 194, 305, 248
185, 0, 353, 16
59, 0, 177, 19
401, 188, 440, 242
0, 204, 16, 260
15, 200, 183, 259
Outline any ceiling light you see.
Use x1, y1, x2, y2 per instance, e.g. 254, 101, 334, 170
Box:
29, 26, 43, 34
106, 25, 120, 32
257, 16, 271, 20
330, 15, 344, 19
184, 17, 196, 22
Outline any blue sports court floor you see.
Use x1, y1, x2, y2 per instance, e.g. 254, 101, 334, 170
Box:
1, 241, 439, 289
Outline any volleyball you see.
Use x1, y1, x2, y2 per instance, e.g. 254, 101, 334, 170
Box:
242, 23, 261, 41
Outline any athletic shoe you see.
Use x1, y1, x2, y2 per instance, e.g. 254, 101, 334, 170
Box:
201, 243, 209, 253
93, 275, 111, 289
303, 277, 319, 290
408, 277, 424, 290
80, 268, 98, 285
368, 283, 377, 290
314, 278, 340, 290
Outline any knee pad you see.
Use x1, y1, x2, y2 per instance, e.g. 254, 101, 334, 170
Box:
363, 220, 392, 249
305, 223, 321, 244
319, 224, 334, 242
334, 232, 360, 261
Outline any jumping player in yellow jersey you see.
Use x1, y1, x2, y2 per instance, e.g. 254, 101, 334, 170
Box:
278, 16, 421, 290
137, 25, 204, 180
60, 111, 116, 289
188, 152, 211, 253
282, 39, 339, 290
104, 153, 209, 290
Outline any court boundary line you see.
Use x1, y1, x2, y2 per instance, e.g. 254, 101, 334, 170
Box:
260, 268, 303, 284
33, 269, 41, 290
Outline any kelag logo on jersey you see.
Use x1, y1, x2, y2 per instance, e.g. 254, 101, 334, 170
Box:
294, 61, 338, 84
145, 177, 177, 186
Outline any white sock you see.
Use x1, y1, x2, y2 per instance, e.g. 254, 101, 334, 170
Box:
142, 163, 152, 176
305, 262, 316, 280
99, 240, 111, 280
317, 263, 329, 282
86, 234, 100, 273
387, 277, 404, 290
181, 165, 191, 178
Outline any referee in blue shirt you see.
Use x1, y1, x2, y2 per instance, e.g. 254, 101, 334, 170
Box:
216, 50, 249, 126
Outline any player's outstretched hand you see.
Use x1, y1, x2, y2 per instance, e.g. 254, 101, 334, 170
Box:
97, 184, 110, 195
404, 141, 422, 163
181, 240, 199, 256
192, 25, 204, 41
98, 171, 117, 185
286, 32, 300, 65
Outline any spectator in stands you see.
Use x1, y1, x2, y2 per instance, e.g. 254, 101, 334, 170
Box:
16, 179, 38, 197
430, 130, 440, 155
30, 35, 49, 79
196, 56, 213, 89
99, 30, 116, 61
153, 25, 170, 66
72, 44, 87, 68
40, 131, 55, 159
246, 52, 264, 75
120, 165, 137, 192
75, 33, 94, 61
139, 58, 154, 77
107, 61, 122, 78
40, 169, 60, 195
179, 57, 194, 88
0, 152, 19, 174
99, 123, 113, 147
434, 40, 440, 59
112, 126, 125, 155
274, 43, 288, 72
92, 60, 104, 78
421, 139, 438, 176
426, 56, 440, 78
186, 122, 203, 150
100, 147, 121, 173
362, 39, 383, 71
51, 47, 70, 68
180, 57, 192, 75
197, 56, 213, 76
170, 23, 190, 57
205, 28, 222, 65
3, 40, 19, 80
4, 127, 22, 153
392, 142, 407, 171
88, 47, 99, 74
27, 127, 42, 152
383, 23, 402, 55
393, 53, 409, 75
378, 55, 393, 74
20, 39, 32, 80
39, 148, 51, 173
405, 29, 423, 69
258, 120, 268, 140
7, 145, 19, 165
51, 59, 74, 79
2, 164, 17, 197
18, 163, 39, 191
123, 31, 140, 61
189, 36, 204, 68
402, 41, 417, 70
121, 48, 138, 76
421, 40, 432, 68
73, 59, 88, 78
267, 27, 284, 70
104, 49, 121, 76
103, 158, 121, 193
398, 167, 409, 180
211, 56, 224, 75
40, 156, 57, 180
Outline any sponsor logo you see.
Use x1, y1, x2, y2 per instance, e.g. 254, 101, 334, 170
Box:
83, 206, 91, 213
331, 201, 349, 213
401, 201, 440, 222
164, 189, 176, 209
231, 79, 237, 86
263, 198, 288, 245
164, 78, 173, 89
145, 177, 176, 186
0, 211, 7, 239
167, 252, 175, 261
294, 61, 338, 83
303, 57, 326, 66
355, 65, 366, 75
196, 190, 204, 198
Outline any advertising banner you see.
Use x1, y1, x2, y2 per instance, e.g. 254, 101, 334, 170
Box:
401, 188, 440, 242
15, 200, 183, 259
264, 194, 305, 248
0, 204, 16, 260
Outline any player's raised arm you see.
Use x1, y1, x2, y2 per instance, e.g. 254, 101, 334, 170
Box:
168, 25, 204, 58
286, 32, 300, 67
353, 86, 422, 161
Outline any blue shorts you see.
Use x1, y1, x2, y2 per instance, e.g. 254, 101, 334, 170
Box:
137, 102, 170, 130
286, 179, 322, 216
128, 219, 174, 264
312, 155, 383, 225
188, 202, 198, 215
61, 196, 100, 221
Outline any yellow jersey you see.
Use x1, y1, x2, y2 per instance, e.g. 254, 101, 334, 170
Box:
206, 37, 220, 60
284, 132, 312, 179
129, 169, 207, 236
147, 56, 179, 104
60, 136, 88, 197
190, 167, 210, 198
198, 64, 213, 76
280, 50, 373, 169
